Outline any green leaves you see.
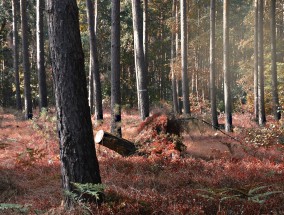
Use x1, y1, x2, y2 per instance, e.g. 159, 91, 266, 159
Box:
71, 182, 105, 201
64, 183, 105, 214
0, 203, 30, 213
197, 185, 284, 205
247, 185, 283, 204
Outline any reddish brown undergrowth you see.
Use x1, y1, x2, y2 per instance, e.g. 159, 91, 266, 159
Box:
1, 108, 284, 214
135, 113, 185, 159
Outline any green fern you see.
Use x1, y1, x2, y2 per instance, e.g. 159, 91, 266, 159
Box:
197, 185, 284, 205
64, 183, 105, 214
0, 203, 29, 213
247, 186, 283, 204
71, 182, 105, 200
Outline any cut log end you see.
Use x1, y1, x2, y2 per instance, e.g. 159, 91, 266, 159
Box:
95, 130, 104, 144
95, 130, 137, 156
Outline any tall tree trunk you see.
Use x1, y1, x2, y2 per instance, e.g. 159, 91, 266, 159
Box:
180, 0, 190, 115
223, 0, 232, 132
132, 0, 149, 120
12, 0, 22, 110
111, 0, 122, 137
258, 0, 266, 125
143, 0, 148, 75
86, 0, 103, 120
88, 59, 94, 114
36, 0, 48, 111
175, 1, 182, 114
254, 0, 259, 121
88, 0, 98, 115
20, 0, 32, 119
46, 0, 102, 208
210, 0, 218, 128
171, 0, 178, 114
270, 0, 280, 120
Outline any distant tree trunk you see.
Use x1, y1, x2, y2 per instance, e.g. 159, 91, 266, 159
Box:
175, 1, 182, 114
210, 0, 218, 128
258, 0, 266, 126
46, 0, 102, 208
88, 60, 94, 114
111, 0, 122, 137
132, 0, 149, 120
36, 0, 48, 111
171, 0, 178, 114
143, 0, 148, 74
20, 0, 32, 119
254, 0, 259, 121
180, 0, 190, 115
223, 0, 232, 132
86, 0, 103, 120
270, 0, 280, 120
12, 0, 22, 110
88, 0, 98, 114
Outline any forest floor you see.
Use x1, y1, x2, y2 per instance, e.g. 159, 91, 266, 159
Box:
0, 107, 284, 214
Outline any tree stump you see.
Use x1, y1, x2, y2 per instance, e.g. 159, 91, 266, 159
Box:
95, 130, 137, 156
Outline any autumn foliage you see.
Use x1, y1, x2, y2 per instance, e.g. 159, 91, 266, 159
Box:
1, 109, 284, 214
135, 113, 185, 159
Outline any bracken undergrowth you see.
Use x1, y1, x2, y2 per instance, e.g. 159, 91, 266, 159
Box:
0, 108, 284, 214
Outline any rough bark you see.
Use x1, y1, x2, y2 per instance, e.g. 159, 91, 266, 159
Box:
36, 0, 48, 110
270, 0, 280, 120
95, 130, 137, 156
223, 0, 232, 132
132, 0, 149, 120
86, 0, 103, 120
46, 0, 101, 208
210, 0, 218, 128
254, 0, 259, 121
258, 0, 266, 126
111, 0, 122, 137
12, 0, 22, 110
20, 0, 33, 119
180, 0, 190, 115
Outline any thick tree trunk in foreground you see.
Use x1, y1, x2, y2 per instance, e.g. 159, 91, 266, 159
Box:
12, 0, 22, 110
95, 130, 137, 156
36, 0, 48, 110
223, 0, 232, 132
20, 0, 33, 119
46, 0, 101, 208
210, 0, 218, 128
111, 0, 122, 137
270, 0, 280, 120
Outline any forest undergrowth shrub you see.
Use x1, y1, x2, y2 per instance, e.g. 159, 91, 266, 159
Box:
97, 154, 284, 215
16, 147, 46, 167
243, 121, 284, 148
0, 203, 30, 214
135, 113, 186, 159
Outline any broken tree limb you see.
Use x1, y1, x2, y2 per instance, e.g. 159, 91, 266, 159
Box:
95, 130, 137, 156
178, 117, 242, 144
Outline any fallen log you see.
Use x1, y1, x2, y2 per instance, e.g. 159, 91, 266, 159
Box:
95, 130, 137, 156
